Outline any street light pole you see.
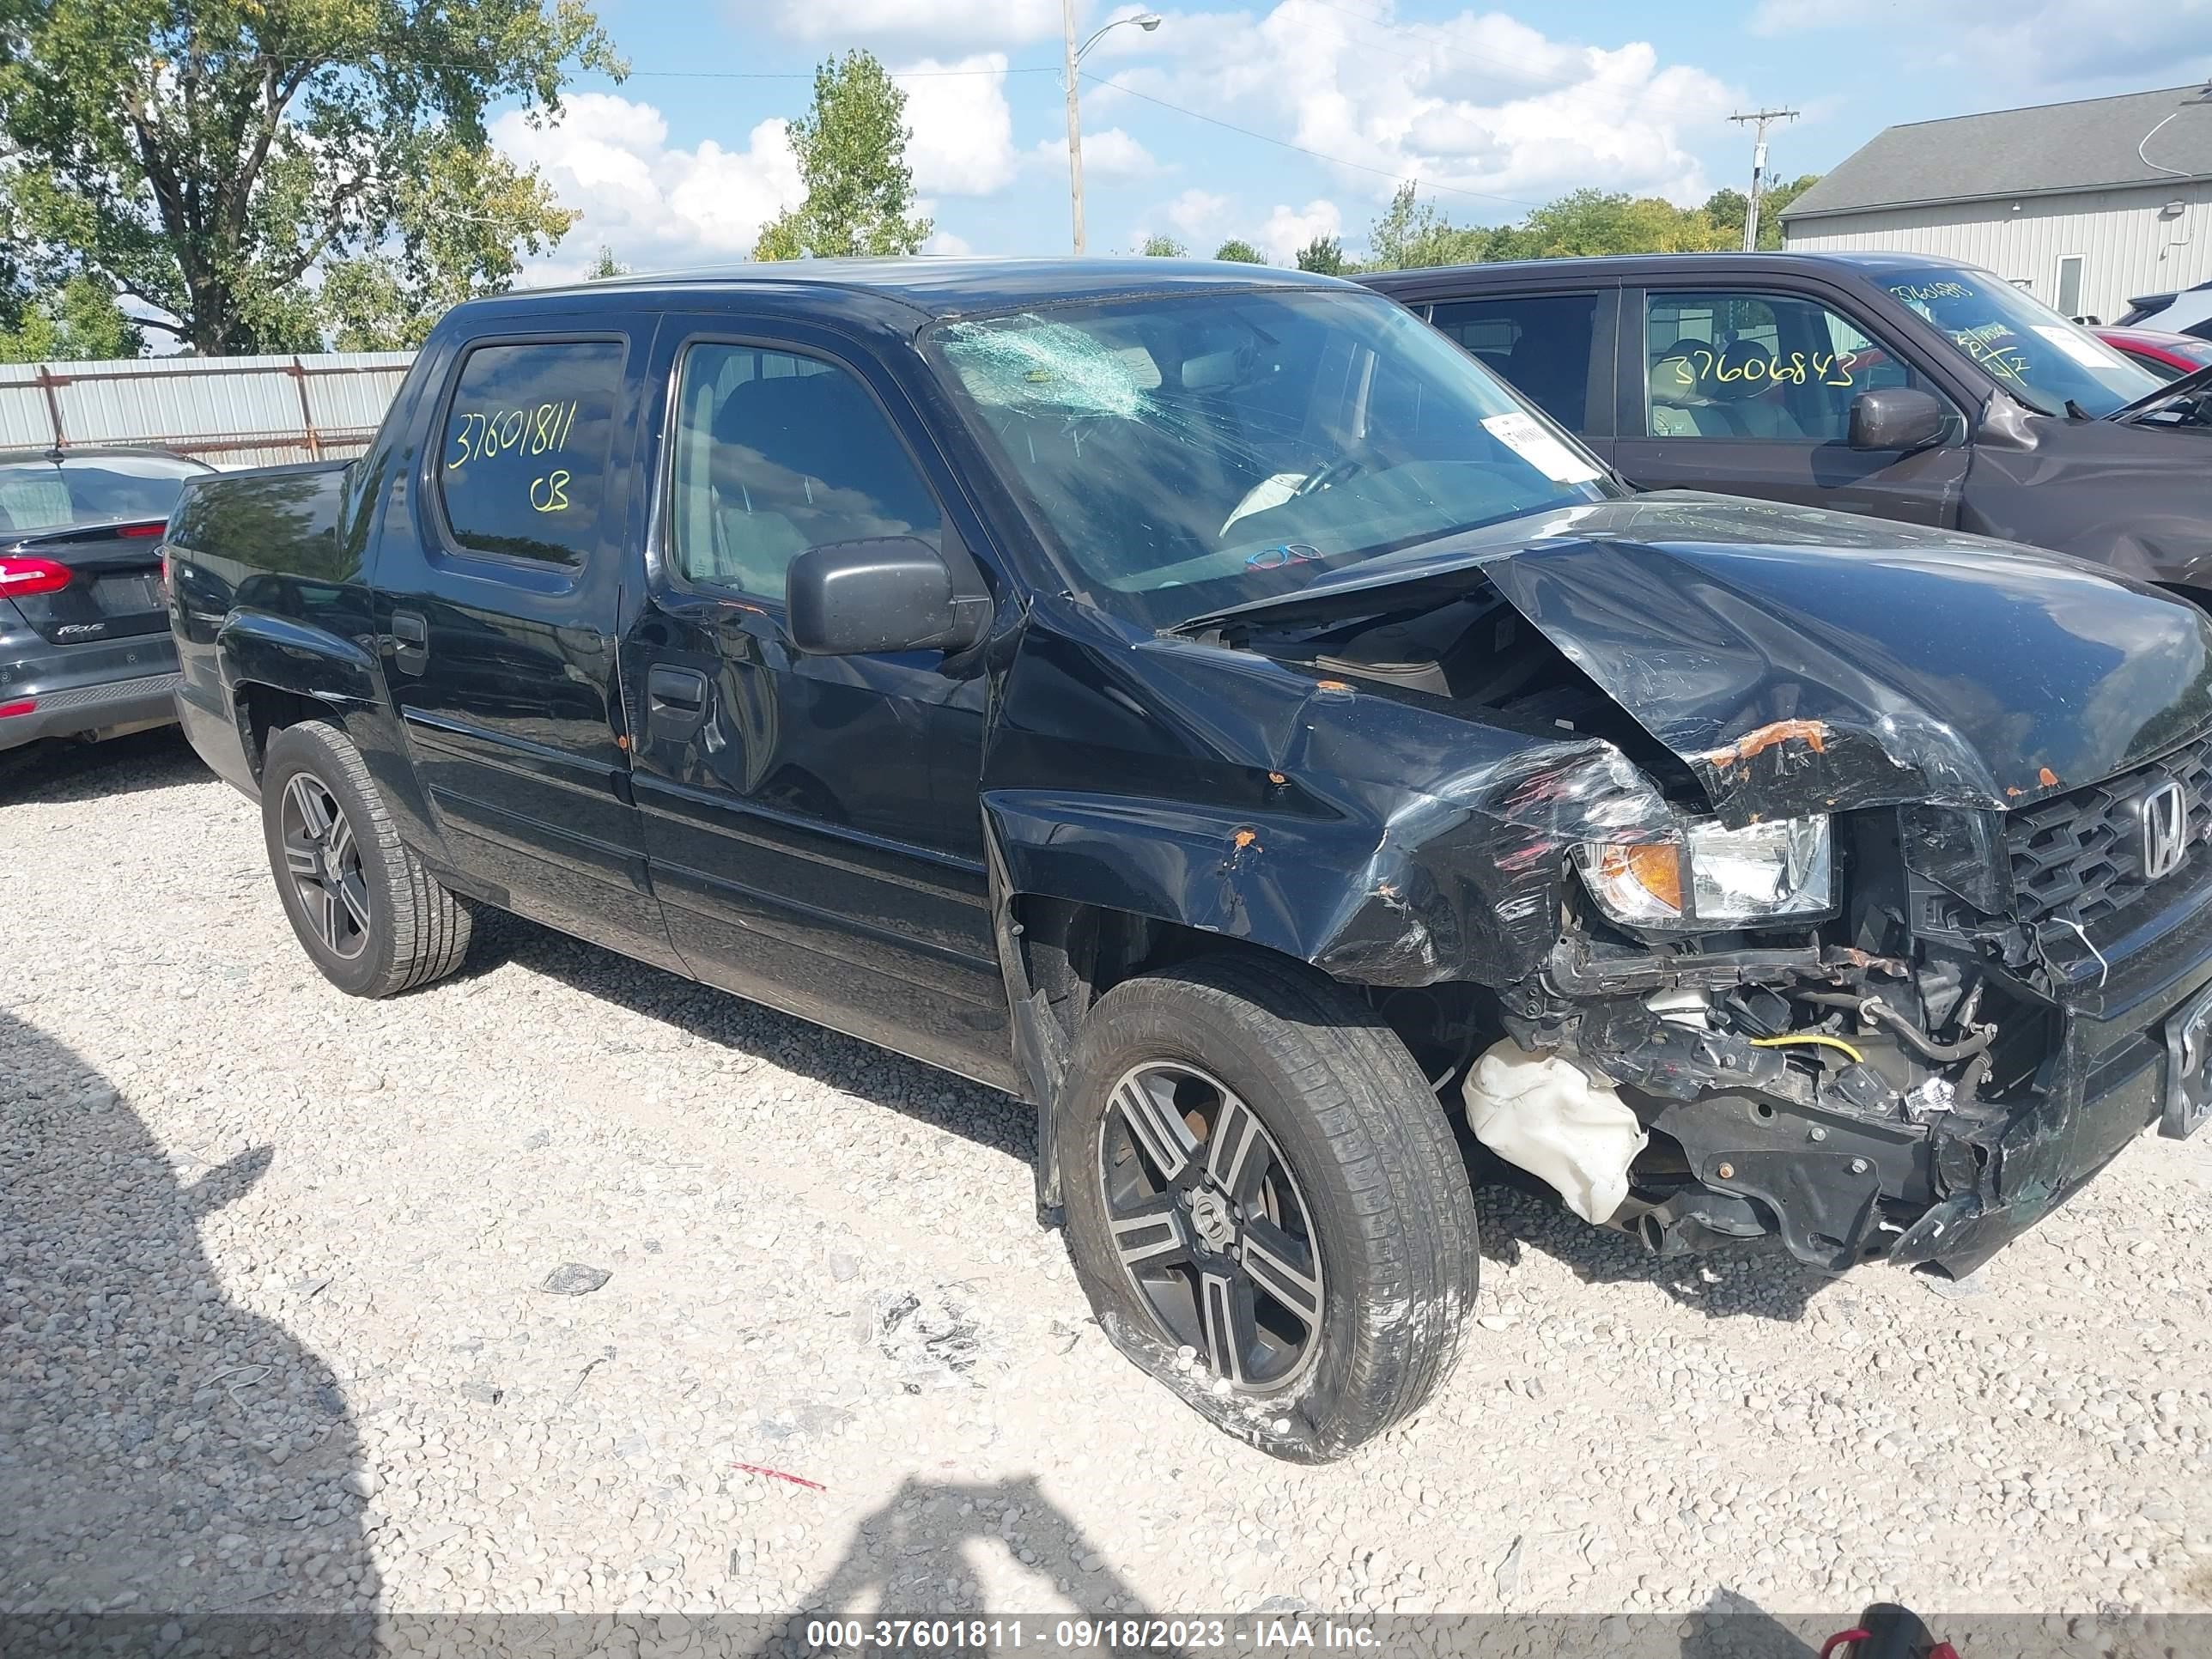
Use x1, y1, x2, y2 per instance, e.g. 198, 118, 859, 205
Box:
1059, 10, 1163, 255
1062, 0, 1086, 255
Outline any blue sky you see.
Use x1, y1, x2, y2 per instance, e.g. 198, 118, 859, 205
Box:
491, 0, 2212, 281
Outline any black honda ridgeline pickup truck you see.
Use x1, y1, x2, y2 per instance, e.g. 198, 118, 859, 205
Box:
168, 260, 2212, 1461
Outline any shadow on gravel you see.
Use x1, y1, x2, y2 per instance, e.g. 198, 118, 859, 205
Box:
1467, 1163, 1836, 1324
455, 908, 1837, 1322
0, 1009, 379, 1645
779, 1474, 1155, 1629
0, 728, 208, 805
458, 906, 1035, 1164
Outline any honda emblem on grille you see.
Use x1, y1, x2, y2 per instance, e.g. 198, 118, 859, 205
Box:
2142, 779, 2190, 882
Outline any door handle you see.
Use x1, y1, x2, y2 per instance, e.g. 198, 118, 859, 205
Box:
646, 665, 710, 741
391, 610, 428, 676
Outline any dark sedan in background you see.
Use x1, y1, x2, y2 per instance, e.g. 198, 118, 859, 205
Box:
0, 446, 211, 753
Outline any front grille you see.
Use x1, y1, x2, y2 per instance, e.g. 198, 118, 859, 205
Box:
2006, 733, 2212, 931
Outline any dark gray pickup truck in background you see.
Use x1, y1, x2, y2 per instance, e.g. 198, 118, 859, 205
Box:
1366, 252, 2212, 596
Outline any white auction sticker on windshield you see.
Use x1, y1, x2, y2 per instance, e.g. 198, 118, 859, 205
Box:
1482, 411, 1602, 483
2032, 324, 2121, 370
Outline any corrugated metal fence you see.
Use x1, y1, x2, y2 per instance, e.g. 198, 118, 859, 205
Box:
0, 350, 416, 469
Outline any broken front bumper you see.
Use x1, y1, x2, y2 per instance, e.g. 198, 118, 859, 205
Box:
1887, 896, 2212, 1279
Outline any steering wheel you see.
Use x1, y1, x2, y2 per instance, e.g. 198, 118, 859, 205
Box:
1291, 439, 1391, 500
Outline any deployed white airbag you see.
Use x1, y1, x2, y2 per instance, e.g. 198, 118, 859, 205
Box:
1461, 1039, 1648, 1224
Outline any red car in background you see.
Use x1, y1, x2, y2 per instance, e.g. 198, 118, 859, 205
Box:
2096, 325, 2212, 381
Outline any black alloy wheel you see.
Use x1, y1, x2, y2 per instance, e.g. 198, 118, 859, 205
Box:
258, 720, 473, 999
277, 771, 370, 960
1057, 954, 1479, 1461
1098, 1059, 1325, 1392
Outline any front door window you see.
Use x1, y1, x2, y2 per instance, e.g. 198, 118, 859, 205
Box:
1642, 289, 1925, 443
665, 343, 941, 604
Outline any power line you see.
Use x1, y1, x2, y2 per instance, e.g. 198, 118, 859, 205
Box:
1080, 71, 1542, 210
255, 53, 1056, 80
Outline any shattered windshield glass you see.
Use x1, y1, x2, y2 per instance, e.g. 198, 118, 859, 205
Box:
928, 288, 1620, 630
1877, 266, 2162, 417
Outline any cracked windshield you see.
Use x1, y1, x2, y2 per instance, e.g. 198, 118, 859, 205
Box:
933, 289, 1620, 629
1880, 264, 2163, 416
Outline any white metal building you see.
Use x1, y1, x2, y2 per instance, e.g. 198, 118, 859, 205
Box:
1782, 85, 2212, 325
0, 350, 415, 468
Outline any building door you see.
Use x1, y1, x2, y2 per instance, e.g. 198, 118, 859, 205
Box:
2055, 255, 2086, 320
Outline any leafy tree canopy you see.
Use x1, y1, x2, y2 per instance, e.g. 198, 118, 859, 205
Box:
1704, 175, 1819, 250
754, 52, 930, 261
0, 0, 621, 356
1364, 178, 1822, 271
1212, 237, 1264, 264
1294, 234, 1346, 275
0, 275, 144, 362
1139, 233, 1185, 257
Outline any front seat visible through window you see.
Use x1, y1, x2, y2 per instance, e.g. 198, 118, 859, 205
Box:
1648, 352, 1729, 437
672, 345, 942, 601
1705, 340, 1807, 440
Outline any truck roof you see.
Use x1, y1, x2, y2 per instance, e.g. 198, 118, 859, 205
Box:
1359, 249, 1979, 299
459, 257, 1356, 332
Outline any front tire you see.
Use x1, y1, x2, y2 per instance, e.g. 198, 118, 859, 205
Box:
260, 720, 471, 998
1059, 953, 1478, 1462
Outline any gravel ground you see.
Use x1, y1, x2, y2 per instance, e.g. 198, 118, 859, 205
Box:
6, 731, 2212, 1634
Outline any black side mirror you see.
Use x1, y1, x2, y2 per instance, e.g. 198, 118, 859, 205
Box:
1848, 386, 1948, 453
786, 535, 989, 656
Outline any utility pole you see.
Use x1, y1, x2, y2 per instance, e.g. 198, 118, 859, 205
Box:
1729, 106, 1798, 252
1062, 0, 1086, 254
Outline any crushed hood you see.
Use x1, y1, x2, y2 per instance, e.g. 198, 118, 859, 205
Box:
1179, 494, 2212, 823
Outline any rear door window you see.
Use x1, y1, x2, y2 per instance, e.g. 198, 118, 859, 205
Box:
1429, 293, 1600, 433
436, 340, 624, 565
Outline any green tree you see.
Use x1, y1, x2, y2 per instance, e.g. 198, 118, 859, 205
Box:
1139, 233, 1185, 257
0, 274, 144, 362
1505, 188, 1735, 258
585, 244, 629, 281
0, 0, 619, 356
1294, 234, 1346, 275
1364, 181, 1491, 270
1756, 173, 1820, 249
1702, 176, 1817, 250
753, 52, 930, 260
1703, 187, 1748, 241
1212, 238, 1264, 264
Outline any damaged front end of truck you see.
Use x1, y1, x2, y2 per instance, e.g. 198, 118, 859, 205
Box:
1146, 498, 2212, 1281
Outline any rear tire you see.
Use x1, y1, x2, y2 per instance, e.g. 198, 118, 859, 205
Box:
260, 720, 471, 998
1058, 952, 1478, 1462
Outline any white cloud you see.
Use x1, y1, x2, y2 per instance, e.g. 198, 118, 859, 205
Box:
924, 228, 975, 255
1750, 0, 2212, 88
1260, 198, 1342, 264
1092, 3, 1739, 211
758, 0, 1064, 46
1029, 126, 1163, 179
492, 93, 801, 274
896, 54, 1019, 196
1167, 188, 1236, 243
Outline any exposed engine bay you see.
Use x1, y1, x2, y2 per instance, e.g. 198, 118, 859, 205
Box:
1209, 568, 2212, 1279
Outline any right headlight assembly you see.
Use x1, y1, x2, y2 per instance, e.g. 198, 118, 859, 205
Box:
1574, 815, 1834, 931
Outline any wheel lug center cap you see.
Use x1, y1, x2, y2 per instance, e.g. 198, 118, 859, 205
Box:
1188, 1187, 1237, 1252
